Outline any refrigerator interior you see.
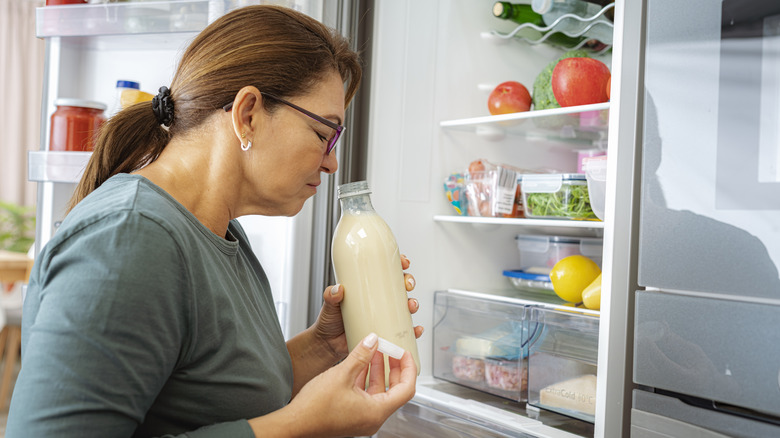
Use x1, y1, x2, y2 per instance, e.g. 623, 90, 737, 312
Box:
365, 0, 624, 436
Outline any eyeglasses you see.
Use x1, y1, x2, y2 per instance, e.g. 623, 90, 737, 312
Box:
223, 92, 344, 154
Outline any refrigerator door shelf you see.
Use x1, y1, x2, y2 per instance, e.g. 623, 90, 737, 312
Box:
634, 290, 780, 418
28, 150, 90, 183
36, 0, 211, 38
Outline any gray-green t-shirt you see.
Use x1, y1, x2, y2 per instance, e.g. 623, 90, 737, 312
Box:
7, 174, 293, 437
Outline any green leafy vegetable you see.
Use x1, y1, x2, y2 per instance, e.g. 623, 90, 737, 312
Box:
525, 185, 596, 219
532, 50, 590, 110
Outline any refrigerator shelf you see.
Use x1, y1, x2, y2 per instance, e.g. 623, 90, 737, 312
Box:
440, 103, 609, 146
28, 151, 91, 183
36, 0, 211, 38
433, 215, 604, 238
482, 2, 614, 53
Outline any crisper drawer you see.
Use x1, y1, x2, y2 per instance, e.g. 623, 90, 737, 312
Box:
432, 290, 538, 402
528, 306, 599, 423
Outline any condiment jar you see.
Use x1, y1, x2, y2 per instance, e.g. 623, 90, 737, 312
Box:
49, 98, 107, 152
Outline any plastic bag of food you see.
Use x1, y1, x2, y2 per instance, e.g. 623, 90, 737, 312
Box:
464, 159, 524, 218
443, 173, 467, 216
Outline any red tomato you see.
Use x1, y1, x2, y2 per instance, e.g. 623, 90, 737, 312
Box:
488, 81, 531, 115
606, 76, 611, 100
551, 58, 611, 107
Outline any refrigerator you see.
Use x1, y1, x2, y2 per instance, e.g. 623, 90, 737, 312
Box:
363, 1, 638, 437
29, 1, 647, 437
631, 0, 780, 436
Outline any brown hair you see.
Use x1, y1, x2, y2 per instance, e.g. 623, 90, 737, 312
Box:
68, 5, 362, 210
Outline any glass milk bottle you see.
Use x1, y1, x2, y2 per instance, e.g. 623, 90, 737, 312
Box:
331, 181, 421, 374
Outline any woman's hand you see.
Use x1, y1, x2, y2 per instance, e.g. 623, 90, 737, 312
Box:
264, 333, 416, 437
312, 254, 421, 361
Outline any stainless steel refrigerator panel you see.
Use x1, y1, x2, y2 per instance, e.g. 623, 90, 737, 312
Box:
638, 0, 780, 299
634, 290, 780, 417
632, 389, 780, 438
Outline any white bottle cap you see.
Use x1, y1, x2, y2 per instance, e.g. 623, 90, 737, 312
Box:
377, 337, 405, 360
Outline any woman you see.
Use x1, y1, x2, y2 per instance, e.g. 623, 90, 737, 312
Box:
7, 5, 419, 437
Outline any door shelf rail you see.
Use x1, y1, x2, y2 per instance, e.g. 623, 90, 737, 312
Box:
28, 150, 91, 184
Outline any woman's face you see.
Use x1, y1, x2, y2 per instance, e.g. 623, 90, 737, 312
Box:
246, 71, 345, 216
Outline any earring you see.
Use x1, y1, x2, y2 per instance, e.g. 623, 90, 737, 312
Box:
240, 132, 252, 151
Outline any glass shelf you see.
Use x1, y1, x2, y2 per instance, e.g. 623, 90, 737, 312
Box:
433, 215, 603, 238
440, 102, 609, 146
36, 0, 211, 38
28, 151, 91, 183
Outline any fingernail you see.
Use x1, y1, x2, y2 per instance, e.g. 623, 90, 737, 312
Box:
331, 284, 340, 295
406, 277, 415, 289
363, 332, 378, 348
412, 298, 419, 310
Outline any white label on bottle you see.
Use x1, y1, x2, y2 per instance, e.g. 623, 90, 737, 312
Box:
493, 166, 518, 215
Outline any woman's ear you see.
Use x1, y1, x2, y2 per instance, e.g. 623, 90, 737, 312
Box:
230, 86, 264, 143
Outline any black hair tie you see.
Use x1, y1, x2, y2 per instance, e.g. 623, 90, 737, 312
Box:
152, 86, 174, 127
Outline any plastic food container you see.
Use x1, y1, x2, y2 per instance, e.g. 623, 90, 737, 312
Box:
515, 234, 604, 272
485, 357, 527, 392
49, 98, 107, 152
584, 155, 608, 221
503, 269, 553, 292
451, 355, 485, 382
521, 173, 597, 220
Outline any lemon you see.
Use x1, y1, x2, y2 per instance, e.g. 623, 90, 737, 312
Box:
550, 255, 601, 303
581, 273, 602, 310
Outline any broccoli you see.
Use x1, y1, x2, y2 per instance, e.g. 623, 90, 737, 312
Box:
532, 50, 590, 110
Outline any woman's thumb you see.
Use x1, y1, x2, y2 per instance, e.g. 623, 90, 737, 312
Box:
344, 332, 379, 371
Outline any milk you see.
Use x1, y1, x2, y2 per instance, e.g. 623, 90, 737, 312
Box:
331, 182, 421, 375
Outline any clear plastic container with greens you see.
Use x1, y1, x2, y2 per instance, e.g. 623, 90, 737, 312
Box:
521, 173, 597, 220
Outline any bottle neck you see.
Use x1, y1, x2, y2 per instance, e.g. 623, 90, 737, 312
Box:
338, 193, 376, 215
493, 2, 545, 26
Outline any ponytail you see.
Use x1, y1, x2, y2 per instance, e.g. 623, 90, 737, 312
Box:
68, 101, 171, 212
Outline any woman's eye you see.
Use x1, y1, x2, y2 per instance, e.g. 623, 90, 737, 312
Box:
315, 131, 328, 143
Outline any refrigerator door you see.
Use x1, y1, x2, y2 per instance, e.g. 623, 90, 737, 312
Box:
637, 0, 780, 299
631, 389, 780, 438
634, 290, 780, 419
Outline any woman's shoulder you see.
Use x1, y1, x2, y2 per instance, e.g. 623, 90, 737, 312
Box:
49, 175, 187, 252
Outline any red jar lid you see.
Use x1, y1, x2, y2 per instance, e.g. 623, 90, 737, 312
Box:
54, 98, 107, 111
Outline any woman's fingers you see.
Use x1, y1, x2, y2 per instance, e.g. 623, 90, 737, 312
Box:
407, 298, 419, 314
414, 325, 424, 339
400, 254, 410, 270
404, 274, 415, 291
